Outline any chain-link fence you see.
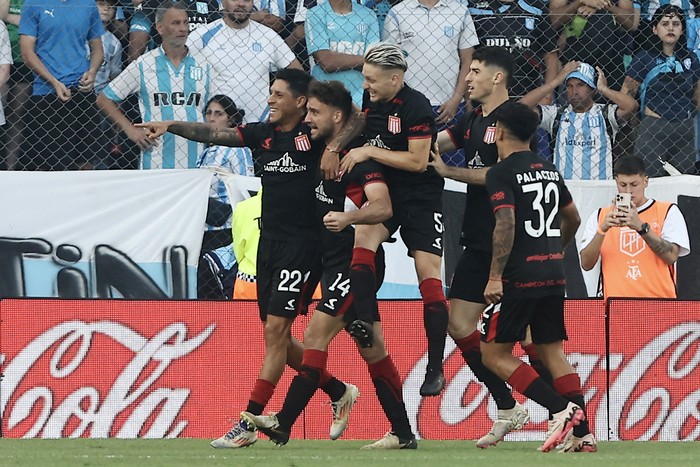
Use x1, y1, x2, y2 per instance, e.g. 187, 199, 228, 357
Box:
1, 0, 699, 297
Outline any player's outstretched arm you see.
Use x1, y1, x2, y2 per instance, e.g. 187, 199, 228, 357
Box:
136, 121, 245, 147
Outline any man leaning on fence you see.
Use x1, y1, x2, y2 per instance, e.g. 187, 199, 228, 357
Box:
520, 61, 638, 180
18, 0, 105, 171
97, 0, 211, 169
579, 155, 691, 299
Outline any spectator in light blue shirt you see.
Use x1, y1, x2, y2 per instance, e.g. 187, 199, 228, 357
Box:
305, 0, 379, 106
18, 0, 105, 170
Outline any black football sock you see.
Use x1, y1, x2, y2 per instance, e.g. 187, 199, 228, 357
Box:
350, 247, 377, 324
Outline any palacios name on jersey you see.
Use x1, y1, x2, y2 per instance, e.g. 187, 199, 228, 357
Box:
516, 169, 561, 184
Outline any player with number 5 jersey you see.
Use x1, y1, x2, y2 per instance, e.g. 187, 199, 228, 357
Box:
337, 43, 449, 401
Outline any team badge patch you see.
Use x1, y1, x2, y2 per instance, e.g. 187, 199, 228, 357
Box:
189, 66, 203, 81
483, 126, 496, 144
196, 1, 208, 14
388, 115, 401, 134
295, 134, 311, 151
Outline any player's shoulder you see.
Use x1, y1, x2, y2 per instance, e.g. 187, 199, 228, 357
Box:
398, 85, 432, 111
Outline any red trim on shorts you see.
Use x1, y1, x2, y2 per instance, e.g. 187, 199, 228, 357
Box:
486, 306, 500, 343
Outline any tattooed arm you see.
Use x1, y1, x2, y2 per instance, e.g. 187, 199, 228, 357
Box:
641, 232, 681, 265
136, 121, 245, 147
619, 203, 681, 264
484, 207, 515, 304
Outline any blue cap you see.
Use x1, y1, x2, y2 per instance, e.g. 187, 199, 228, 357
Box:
566, 63, 596, 89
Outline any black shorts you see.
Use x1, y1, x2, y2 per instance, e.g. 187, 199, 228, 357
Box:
480, 295, 568, 345
384, 191, 443, 257
256, 237, 322, 321
18, 92, 103, 171
316, 246, 385, 323
448, 247, 490, 303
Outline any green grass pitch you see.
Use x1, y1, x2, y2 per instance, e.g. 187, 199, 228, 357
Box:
1, 439, 699, 466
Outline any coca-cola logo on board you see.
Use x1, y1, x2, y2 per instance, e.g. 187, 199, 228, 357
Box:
2, 319, 214, 438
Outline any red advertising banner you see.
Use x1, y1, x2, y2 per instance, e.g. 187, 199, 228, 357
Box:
1, 299, 698, 441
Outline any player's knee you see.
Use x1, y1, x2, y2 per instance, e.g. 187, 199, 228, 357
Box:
479, 345, 500, 370
264, 321, 291, 347
302, 326, 331, 350
359, 345, 388, 364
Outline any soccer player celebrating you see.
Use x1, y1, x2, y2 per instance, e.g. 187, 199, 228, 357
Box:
339, 42, 448, 398
241, 80, 417, 450
137, 69, 354, 449
429, 46, 533, 447
480, 102, 595, 453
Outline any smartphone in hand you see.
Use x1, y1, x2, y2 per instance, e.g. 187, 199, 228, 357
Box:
615, 192, 631, 211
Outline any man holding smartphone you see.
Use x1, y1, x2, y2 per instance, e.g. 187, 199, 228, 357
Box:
579, 156, 690, 299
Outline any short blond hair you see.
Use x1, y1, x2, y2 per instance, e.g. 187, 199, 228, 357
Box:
364, 43, 408, 72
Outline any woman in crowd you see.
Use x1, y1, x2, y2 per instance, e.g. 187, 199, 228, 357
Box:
622, 5, 700, 176
197, 95, 254, 299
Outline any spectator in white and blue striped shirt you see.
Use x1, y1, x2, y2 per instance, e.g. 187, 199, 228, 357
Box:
198, 94, 255, 250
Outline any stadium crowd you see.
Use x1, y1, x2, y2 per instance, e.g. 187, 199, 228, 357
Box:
0, 0, 695, 452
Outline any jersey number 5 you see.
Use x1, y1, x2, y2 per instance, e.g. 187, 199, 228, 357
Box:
522, 181, 560, 238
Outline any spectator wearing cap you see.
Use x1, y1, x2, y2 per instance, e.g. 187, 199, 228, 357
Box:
622, 4, 700, 176
520, 61, 638, 179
